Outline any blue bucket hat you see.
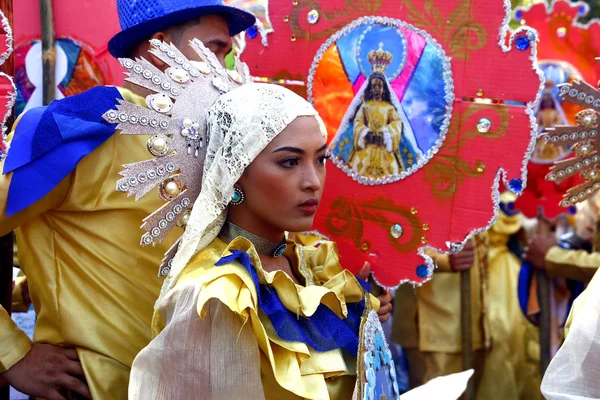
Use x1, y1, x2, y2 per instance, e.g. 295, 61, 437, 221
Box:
108, 0, 256, 58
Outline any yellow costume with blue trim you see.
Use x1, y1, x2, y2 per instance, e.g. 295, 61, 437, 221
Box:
0, 88, 180, 399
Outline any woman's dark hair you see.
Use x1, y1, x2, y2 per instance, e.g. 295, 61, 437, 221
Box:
363, 72, 392, 103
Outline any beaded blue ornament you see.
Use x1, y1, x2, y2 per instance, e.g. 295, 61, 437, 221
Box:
231, 187, 245, 205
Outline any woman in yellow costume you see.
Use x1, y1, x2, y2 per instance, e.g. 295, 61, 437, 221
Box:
116, 36, 476, 399
121, 51, 381, 396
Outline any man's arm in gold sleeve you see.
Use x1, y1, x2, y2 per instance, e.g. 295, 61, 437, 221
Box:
0, 123, 72, 236
423, 249, 453, 272
545, 246, 599, 283
0, 307, 31, 373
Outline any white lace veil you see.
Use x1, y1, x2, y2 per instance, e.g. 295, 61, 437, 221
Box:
158, 83, 327, 304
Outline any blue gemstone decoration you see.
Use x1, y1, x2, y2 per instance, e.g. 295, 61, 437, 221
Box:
416, 264, 429, 279
232, 191, 241, 202
273, 243, 287, 257
578, 5, 586, 15
509, 178, 523, 193
568, 205, 577, 215
246, 26, 258, 39
515, 10, 523, 19
516, 36, 531, 51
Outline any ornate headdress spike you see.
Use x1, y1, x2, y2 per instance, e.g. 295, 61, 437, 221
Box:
544, 77, 600, 208
104, 38, 251, 276
367, 42, 393, 74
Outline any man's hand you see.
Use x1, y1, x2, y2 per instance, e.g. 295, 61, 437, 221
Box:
377, 289, 393, 323
356, 262, 393, 322
449, 240, 476, 272
523, 231, 557, 270
1, 343, 91, 400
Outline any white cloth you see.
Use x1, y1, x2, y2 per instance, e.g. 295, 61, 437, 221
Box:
401, 370, 474, 400
541, 271, 600, 399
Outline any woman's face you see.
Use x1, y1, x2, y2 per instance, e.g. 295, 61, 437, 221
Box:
235, 116, 328, 235
370, 77, 385, 101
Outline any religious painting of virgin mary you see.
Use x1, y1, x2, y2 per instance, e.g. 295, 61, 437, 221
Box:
322, 20, 453, 185
348, 45, 423, 178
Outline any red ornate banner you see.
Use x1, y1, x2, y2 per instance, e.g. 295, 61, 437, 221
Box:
240, 0, 542, 286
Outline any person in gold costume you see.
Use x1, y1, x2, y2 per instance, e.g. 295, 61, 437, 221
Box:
392, 234, 490, 397
478, 193, 542, 400
0, 1, 257, 398
524, 192, 600, 284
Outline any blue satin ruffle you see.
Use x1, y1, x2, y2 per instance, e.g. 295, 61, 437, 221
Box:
3, 86, 121, 216
215, 250, 369, 356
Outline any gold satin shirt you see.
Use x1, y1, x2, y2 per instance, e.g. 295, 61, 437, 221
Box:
392, 234, 490, 353
0, 88, 181, 399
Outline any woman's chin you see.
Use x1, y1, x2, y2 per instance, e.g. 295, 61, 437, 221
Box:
284, 218, 316, 234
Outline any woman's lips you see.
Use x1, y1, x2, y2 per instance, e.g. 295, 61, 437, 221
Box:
298, 199, 319, 214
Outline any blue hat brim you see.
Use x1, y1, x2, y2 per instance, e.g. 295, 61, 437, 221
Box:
108, 5, 256, 58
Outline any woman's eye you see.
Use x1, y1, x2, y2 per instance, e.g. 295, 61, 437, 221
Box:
279, 158, 300, 168
318, 153, 331, 165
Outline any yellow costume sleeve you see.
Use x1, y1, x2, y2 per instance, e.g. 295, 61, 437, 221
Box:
353, 105, 368, 151
0, 307, 32, 373
424, 249, 453, 272
386, 105, 403, 150
0, 116, 71, 236
545, 246, 598, 283
0, 115, 61, 373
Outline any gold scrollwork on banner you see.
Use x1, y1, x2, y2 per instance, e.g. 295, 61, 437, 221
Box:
326, 197, 423, 252
424, 103, 510, 199
403, 0, 487, 61
290, 0, 383, 41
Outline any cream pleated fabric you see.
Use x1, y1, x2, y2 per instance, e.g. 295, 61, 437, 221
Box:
129, 279, 265, 399
541, 270, 600, 399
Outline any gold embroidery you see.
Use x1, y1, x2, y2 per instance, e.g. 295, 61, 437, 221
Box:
326, 197, 424, 252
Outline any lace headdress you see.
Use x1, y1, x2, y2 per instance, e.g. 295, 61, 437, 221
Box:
105, 39, 326, 304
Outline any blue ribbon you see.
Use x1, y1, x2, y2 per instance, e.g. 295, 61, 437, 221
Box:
215, 250, 369, 356
3, 86, 121, 216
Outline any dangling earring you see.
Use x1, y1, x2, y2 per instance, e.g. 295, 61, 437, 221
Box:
231, 187, 245, 205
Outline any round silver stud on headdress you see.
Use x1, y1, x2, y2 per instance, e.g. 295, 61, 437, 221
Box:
106, 38, 252, 276
167, 67, 191, 84
147, 93, 174, 114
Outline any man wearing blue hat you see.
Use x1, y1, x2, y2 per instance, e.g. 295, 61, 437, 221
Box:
0, 1, 255, 399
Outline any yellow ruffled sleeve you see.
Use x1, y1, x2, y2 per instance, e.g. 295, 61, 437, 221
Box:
164, 237, 367, 399
301, 240, 380, 311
